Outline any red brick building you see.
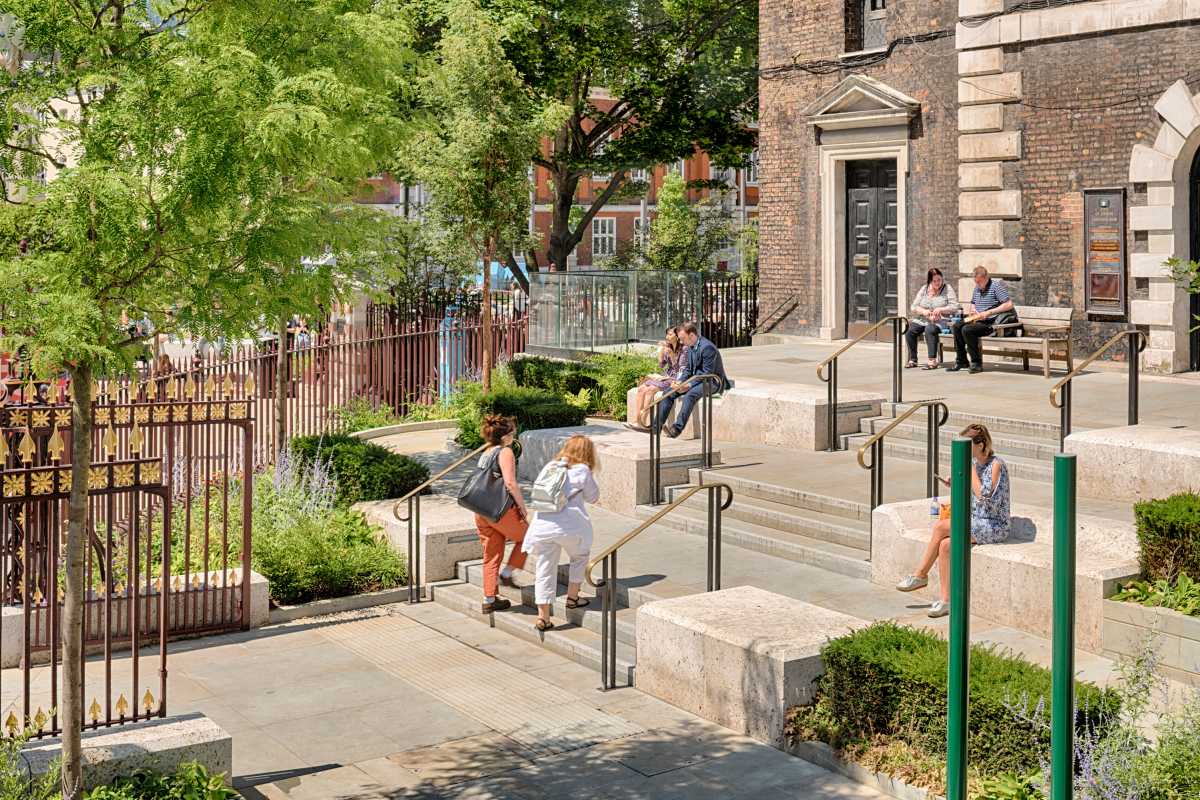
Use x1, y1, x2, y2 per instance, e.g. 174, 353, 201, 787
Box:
528, 149, 760, 271
758, 0, 1200, 372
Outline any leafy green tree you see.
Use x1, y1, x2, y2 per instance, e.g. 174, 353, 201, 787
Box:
405, 0, 563, 391
481, 0, 758, 274
605, 171, 735, 271
0, 2, 413, 795
1167, 257, 1200, 333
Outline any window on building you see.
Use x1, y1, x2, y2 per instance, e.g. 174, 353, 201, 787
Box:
746, 150, 759, 186
634, 217, 648, 249
630, 167, 649, 183
592, 217, 616, 257
709, 165, 735, 186
847, 0, 887, 52
591, 141, 611, 184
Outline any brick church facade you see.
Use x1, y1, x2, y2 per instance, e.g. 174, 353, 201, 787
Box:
758, 0, 1200, 372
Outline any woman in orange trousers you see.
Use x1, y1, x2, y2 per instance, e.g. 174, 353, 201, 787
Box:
473, 415, 529, 613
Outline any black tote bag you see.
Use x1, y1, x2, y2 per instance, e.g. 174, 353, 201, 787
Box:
457, 448, 514, 523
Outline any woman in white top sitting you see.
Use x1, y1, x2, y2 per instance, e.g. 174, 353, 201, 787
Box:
522, 435, 601, 632
905, 267, 959, 370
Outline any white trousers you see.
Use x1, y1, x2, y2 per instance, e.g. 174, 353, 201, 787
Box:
528, 534, 590, 605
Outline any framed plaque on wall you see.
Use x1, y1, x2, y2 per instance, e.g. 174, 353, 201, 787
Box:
1083, 188, 1127, 316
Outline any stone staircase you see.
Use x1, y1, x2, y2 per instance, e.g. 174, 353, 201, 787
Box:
627, 470, 873, 579
841, 402, 1064, 482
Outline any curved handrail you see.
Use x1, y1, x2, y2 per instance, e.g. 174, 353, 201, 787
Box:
856, 399, 949, 471
1049, 330, 1146, 409
393, 443, 488, 522
816, 316, 908, 382
584, 482, 733, 587
648, 373, 725, 408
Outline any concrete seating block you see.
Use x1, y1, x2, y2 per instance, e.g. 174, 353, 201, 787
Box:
708, 378, 883, 451
870, 499, 1139, 653
518, 424, 719, 515
23, 713, 232, 791
635, 585, 861, 746
1067, 425, 1200, 502
357, 496, 483, 583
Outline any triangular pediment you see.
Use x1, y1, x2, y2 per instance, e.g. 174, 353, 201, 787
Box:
803, 75, 920, 131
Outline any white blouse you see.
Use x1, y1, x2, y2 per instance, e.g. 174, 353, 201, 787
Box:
522, 463, 601, 550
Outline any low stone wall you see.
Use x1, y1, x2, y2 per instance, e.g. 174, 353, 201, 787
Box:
635, 585, 861, 746
357, 496, 482, 584
350, 419, 457, 440
22, 713, 232, 790
871, 499, 1139, 652
519, 424, 718, 515
1067, 425, 1200, 502
1103, 599, 1200, 686
2, 571, 270, 669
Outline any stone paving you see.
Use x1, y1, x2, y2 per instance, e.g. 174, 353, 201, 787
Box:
3, 602, 889, 799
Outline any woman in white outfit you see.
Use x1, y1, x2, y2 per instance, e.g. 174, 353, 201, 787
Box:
523, 435, 601, 632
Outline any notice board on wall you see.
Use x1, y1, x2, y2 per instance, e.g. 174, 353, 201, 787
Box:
1083, 188, 1127, 316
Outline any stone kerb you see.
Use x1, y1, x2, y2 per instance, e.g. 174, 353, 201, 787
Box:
22, 713, 232, 791
1065, 425, 1200, 502
707, 379, 883, 451
635, 585, 861, 747
356, 496, 482, 584
518, 424, 718, 515
1, 571, 269, 669
870, 499, 1139, 652
1103, 599, 1200, 686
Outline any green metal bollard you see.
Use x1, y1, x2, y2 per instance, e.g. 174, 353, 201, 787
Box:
946, 437, 972, 800
1052, 453, 1077, 800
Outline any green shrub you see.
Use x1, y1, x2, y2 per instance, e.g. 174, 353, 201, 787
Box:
253, 507, 406, 605
290, 434, 429, 505
331, 397, 402, 434
815, 622, 1119, 777
85, 762, 239, 798
511, 356, 597, 396
455, 386, 587, 448
1134, 491, 1200, 582
1112, 573, 1200, 616
0, 727, 58, 800
585, 352, 658, 420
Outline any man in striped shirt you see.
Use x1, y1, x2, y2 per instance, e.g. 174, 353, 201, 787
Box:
947, 266, 1014, 374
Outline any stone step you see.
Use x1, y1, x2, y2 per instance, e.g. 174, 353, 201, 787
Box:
456, 560, 642, 647
882, 401, 1065, 442
687, 468, 870, 524
665, 486, 870, 552
633, 503, 872, 580
428, 579, 637, 685
839, 434, 1054, 482
847, 416, 1059, 463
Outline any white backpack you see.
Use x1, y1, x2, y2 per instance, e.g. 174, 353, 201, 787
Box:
529, 459, 572, 513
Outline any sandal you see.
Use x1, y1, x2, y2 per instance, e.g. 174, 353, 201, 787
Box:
565, 596, 590, 609
921, 362, 938, 370
904, 360, 918, 369
535, 618, 555, 632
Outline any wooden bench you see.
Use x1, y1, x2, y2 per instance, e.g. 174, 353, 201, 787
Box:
938, 304, 1073, 377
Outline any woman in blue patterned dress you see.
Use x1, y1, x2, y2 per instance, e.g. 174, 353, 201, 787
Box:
895, 424, 1010, 618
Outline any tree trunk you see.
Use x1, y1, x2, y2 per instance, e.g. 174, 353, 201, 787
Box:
481, 249, 493, 394
275, 316, 288, 455
547, 170, 582, 271
62, 365, 92, 800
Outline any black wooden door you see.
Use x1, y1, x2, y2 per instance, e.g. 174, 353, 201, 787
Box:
846, 159, 899, 339
1190, 150, 1200, 371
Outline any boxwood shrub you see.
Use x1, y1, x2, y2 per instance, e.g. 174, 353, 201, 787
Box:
510, 353, 658, 420
1134, 491, 1200, 581
290, 434, 429, 505
456, 386, 587, 448
815, 622, 1120, 777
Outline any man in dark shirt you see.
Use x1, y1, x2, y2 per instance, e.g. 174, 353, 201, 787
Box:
948, 266, 1014, 374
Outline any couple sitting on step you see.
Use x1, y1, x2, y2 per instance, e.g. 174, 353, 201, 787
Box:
463, 415, 601, 633
895, 423, 1012, 618
627, 321, 733, 437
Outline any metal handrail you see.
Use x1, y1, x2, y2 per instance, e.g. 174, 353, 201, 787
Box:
856, 400, 951, 538
585, 482, 734, 690
1049, 329, 1146, 449
648, 373, 723, 504
815, 316, 908, 452
392, 442, 488, 603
